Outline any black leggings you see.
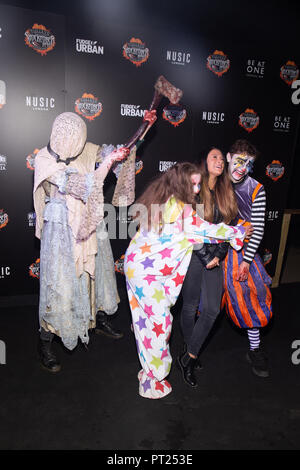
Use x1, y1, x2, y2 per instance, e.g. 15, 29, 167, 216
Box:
180, 252, 223, 357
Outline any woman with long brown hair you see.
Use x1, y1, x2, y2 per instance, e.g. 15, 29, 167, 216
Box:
178, 147, 243, 388
124, 162, 249, 399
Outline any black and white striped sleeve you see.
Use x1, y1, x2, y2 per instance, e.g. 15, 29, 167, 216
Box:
243, 186, 266, 264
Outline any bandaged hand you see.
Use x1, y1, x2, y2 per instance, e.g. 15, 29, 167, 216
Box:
110, 147, 130, 163
143, 110, 157, 125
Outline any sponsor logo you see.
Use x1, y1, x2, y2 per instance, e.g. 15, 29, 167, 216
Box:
291, 80, 300, 105
123, 38, 149, 67
29, 258, 40, 279
24, 24, 55, 55
0, 209, 9, 229
0, 80, 6, 108
135, 158, 143, 175
75, 93, 102, 121
159, 161, 177, 172
0, 266, 10, 279
202, 111, 225, 125
166, 50, 191, 66
263, 249, 272, 266
246, 59, 265, 78
163, 104, 186, 127
273, 115, 291, 132
114, 255, 125, 274
26, 96, 55, 111
238, 108, 259, 133
27, 212, 36, 227
0, 340, 5, 365
207, 50, 230, 77
267, 210, 279, 221
121, 104, 146, 118
266, 160, 285, 181
75, 38, 104, 55
0, 154, 7, 171
280, 61, 299, 86
26, 148, 39, 170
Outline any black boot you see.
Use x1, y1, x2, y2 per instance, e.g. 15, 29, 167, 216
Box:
38, 338, 61, 373
95, 310, 124, 339
182, 343, 203, 370
177, 352, 198, 387
246, 347, 269, 378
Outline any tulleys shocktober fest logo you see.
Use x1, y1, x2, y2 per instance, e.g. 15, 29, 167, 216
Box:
26, 148, 39, 170
266, 160, 285, 181
123, 38, 149, 67
135, 157, 143, 175
280, 61, 299, 86
29, 258, 40, 279
163, 104, 187, 127
238, 108, 260, 133
75, 93, 103, 121
24, 24, 55, 56
114, 255, 125, 274
207, 50, 230, 77
0, 209, 9, 230
263, 249, 272, 266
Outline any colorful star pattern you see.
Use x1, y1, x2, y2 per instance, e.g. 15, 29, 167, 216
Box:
124, 196, 243, 399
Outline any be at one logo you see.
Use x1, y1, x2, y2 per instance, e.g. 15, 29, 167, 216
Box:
24, 24, 55, 55
75, 93, 102, 121
238, 108, 259, 133
280, 61, 299, 86
207, 50, 230, 77
246, 59, 265, 78
273, 115, 291, 133
123, 38, 149, 67
0, 209, 9, 229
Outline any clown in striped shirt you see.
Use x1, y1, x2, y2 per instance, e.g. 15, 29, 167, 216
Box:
223, 139, 273, 378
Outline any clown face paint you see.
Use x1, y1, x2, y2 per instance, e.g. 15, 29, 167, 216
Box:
227, 153, 255, 183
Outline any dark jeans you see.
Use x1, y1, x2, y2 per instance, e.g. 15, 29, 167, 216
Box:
180, 251, 223, 357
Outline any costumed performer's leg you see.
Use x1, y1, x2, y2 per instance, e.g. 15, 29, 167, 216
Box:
223, 248, 272, 377
94, 220, 123, 339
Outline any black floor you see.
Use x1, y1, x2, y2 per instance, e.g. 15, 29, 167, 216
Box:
0, 283, 300, 451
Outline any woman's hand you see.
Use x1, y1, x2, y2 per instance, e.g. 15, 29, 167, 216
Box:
244, 224, 253, 239
236, 260, 250, 281
206, 257, 220, 269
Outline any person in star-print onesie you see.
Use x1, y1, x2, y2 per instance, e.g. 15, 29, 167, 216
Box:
124, 162, 249, 399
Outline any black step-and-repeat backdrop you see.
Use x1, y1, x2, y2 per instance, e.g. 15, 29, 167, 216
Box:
0, 4, 299, 299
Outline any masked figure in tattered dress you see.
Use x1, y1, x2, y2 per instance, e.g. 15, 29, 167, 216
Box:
33, 112, 135, 371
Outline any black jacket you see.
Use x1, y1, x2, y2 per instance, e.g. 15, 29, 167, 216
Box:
194, 191, 229, 267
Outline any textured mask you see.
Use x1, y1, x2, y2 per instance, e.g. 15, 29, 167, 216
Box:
49, 112, 87, 160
